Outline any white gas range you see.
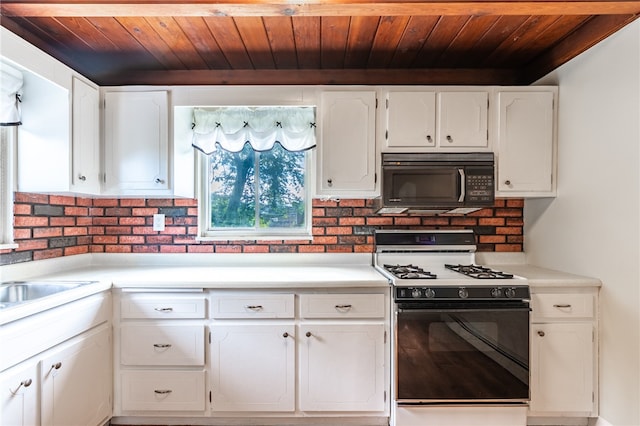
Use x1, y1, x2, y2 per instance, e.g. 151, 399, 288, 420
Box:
373, 229, 529, 299
374, 229, 531, 426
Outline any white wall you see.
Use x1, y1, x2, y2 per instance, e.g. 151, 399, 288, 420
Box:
529, 21, 640, 426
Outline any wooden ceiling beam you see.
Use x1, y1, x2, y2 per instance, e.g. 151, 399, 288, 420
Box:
97, 68, 521, 86
3, 1, 640, 17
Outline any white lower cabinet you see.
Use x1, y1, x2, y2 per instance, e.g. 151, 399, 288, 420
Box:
0, 292, 112, 426
41, 325, 111, 426
299, 323, 385, 412
210, 323, 296, 412
208, 290, 390, 418
0, 359, 40, 426
529, 288, 598, 418
114, 288, 389, 422
114, 291, 207, 415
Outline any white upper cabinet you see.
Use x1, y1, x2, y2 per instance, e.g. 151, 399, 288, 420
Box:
384, 90, 436, 149
71, 77, 100, 193
495, 89, 556, 197
103, 90, 170, 196
381, 88, 489, 151
4, 27, 101, 195
317, 90, 378, 197
16, 71, 101, 195
437, 91, 489, 148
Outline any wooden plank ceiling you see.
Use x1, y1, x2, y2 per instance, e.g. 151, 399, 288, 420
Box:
1, 0, 639, 86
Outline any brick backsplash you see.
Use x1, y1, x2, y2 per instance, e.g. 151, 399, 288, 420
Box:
0, 193, 524, 265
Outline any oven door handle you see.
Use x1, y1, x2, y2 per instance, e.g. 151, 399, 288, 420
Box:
397, 307, 531, 314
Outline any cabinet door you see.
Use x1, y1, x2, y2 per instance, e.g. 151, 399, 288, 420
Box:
318, 91, 377, 196
299, 324, 385, 412
210, 324, 295, 412
437, 91, 488, 148
496, 91, 555, 195
103, 90, 169, 194
41, 325, 111, 426
71, 77, 100, 193
0, 360, 39, 426
384, 91, 436, 149
530, 322, 594, 413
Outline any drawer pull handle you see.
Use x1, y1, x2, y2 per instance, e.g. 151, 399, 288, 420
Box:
537, 330, 545, 337
154, 389, 172, 394
153, 343, 172, 348
154, 307, 174, 312
335, 304, 352, 310
245, 305, 263, 311
553, 304, 572, 308
11, 379, 33, 395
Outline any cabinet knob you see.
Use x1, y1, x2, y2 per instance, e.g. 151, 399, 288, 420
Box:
78, 174, 86, 181
306, 331, 312, 337
504, 180, 511, 186
426, 135, 432, 142
327, 179, 333, 187
155, 178, 165, 184
446, 135, 453, 143
11, 379, 33, 395
48, 362, 62, 374
537, 330, 545, 337
283, 332, 290, 338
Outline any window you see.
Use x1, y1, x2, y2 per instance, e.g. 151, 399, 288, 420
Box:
0, 126, 17, 249
194, 106, 315, 240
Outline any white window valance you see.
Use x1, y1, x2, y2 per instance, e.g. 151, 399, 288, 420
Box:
191, 106, 316, 154
0, 63, 23, 126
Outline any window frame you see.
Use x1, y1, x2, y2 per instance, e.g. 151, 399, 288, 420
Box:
0, 126, 17, 249
196, 147, 315, 242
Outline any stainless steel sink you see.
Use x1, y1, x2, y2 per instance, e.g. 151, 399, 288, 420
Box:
0, 281, 96, 308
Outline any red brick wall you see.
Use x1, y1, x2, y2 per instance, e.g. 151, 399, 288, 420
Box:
0, 193, 524, 265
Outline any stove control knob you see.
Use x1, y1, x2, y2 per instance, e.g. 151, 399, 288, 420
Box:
491, 287, 503, 298
458, 287, 469, 299
424, 288, 435, 298
505, 287, 517, 298
411, 288, 421, 298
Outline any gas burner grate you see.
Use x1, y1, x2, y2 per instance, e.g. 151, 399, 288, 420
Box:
445, 264, 514, 279
383, 264, 437, 279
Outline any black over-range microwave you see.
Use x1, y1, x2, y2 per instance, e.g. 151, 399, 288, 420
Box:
375, 152, 495, 214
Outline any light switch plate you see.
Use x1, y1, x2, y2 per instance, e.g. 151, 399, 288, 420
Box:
153, 214, 165, 231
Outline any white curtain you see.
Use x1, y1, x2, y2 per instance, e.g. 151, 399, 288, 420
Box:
0, 63, 23, 126
191, 106, 316, 154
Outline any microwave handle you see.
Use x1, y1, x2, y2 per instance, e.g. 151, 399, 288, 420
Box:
458, 168, 465, 202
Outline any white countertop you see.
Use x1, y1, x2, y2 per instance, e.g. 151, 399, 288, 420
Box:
488, 264, 602, 288
1, 252, 601, 325
35, 264, 391, 289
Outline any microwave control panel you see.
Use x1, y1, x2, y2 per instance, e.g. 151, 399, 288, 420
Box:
466, 172, 494, 203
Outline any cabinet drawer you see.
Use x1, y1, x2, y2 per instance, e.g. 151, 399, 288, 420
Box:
121, 370, 205, 412
120, 294, 206, 319
121, 324, 205, 366
300, 294, 385, 319
532, 293, 594, 320
211, 293, 295, 319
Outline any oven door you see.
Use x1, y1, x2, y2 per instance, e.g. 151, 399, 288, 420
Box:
395, 301, 530, 404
